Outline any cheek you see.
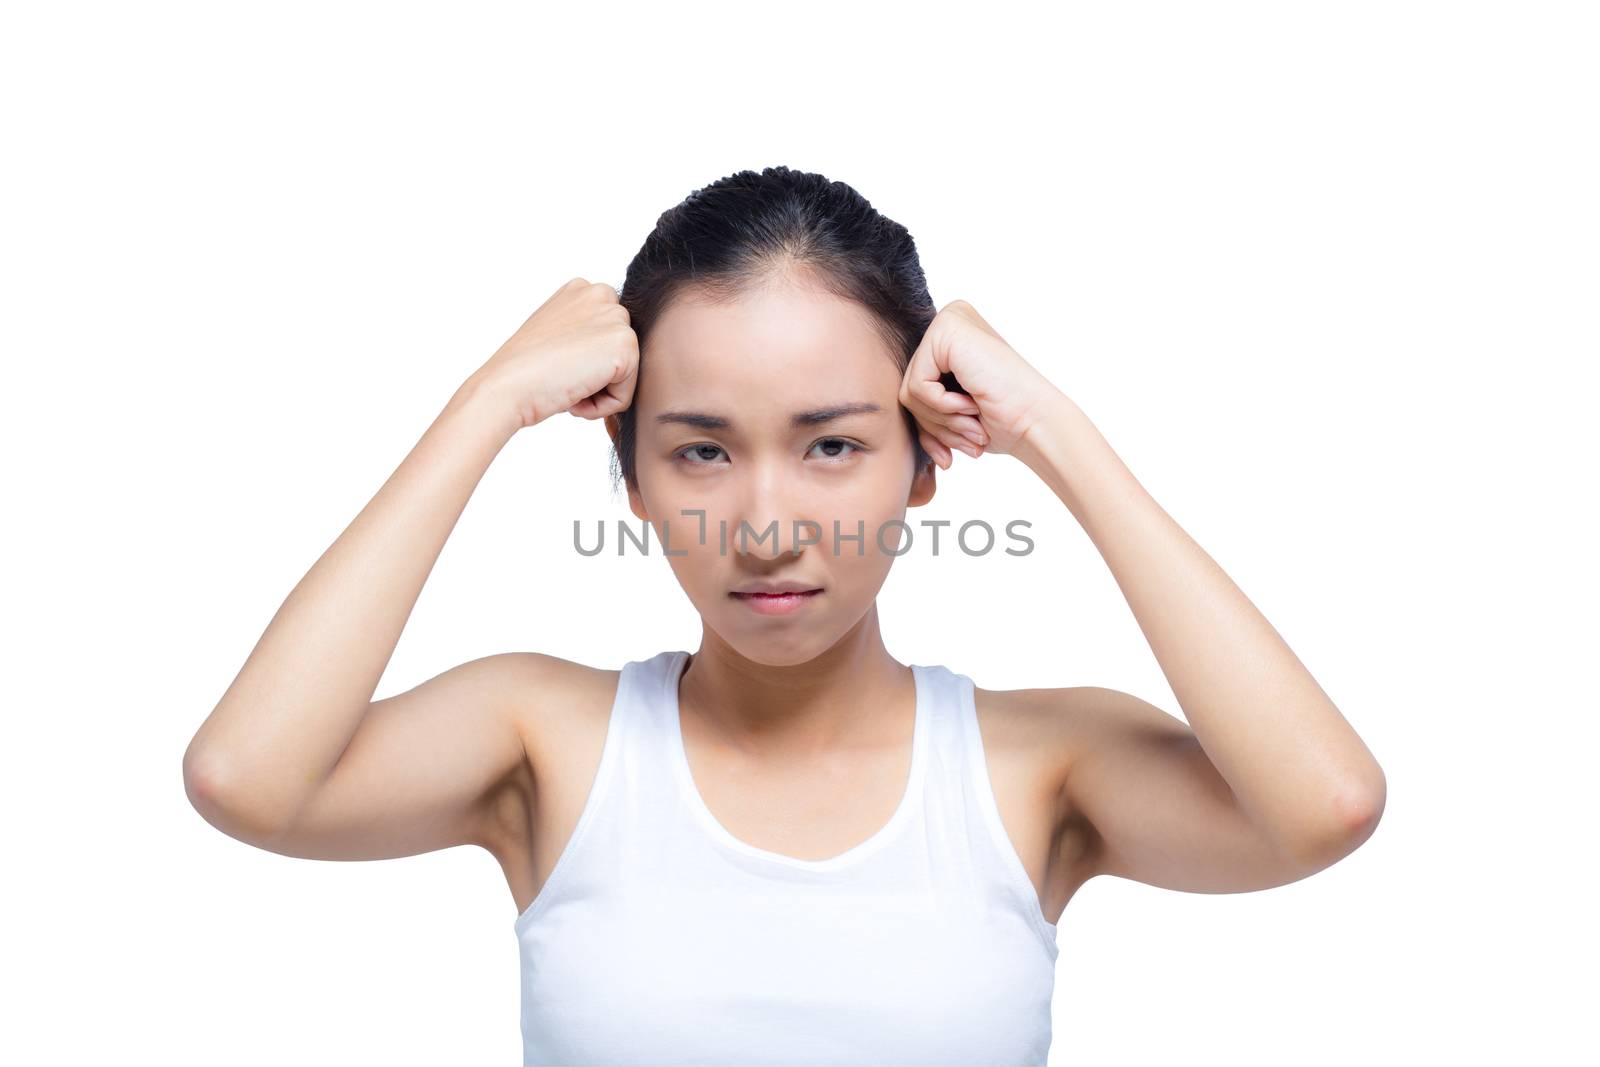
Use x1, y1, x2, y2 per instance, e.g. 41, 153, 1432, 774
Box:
815, 502, 911, 569
663, 547, 723, 610
824, 474, 910, 532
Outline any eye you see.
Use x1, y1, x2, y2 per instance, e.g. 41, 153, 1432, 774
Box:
675, 443, 728, 465
807, 437, 863, 462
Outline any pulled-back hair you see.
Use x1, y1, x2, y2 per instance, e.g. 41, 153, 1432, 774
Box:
611, 165, 936, 494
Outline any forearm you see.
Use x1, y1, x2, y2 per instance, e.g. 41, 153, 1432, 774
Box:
183, 374, 518, 832
1013, 389, 1385, 855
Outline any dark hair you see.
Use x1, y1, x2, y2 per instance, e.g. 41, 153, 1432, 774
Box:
610, 165, 936, 495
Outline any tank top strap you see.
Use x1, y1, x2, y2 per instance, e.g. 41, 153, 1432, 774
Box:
616, 649, 693, 797
511, 650, 678, 935
912, 662, 1060, 956
588, 649, 692, 830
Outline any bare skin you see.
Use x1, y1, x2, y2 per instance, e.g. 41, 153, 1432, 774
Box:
183, 273, 1386, 941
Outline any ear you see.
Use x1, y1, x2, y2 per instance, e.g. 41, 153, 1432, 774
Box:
625, 482, 648, 522
907, 453, 937, 507
605, 414, 650, 522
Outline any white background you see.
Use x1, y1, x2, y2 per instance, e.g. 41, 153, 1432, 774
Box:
4, 1, 1595, 1063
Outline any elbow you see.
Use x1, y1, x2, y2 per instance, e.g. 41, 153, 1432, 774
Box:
1290, 768, 1387, 868
182, 743, 291, 843
182, 741, 225, 814
1335, 761, 1387, 841
182, 743, 240, 830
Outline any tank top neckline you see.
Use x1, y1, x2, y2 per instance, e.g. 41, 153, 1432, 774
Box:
662, 649, 931, 873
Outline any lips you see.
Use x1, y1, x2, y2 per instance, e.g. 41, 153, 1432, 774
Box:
729, 589, 822, 599
728, 588, 825, 616
729, 580, 824, 596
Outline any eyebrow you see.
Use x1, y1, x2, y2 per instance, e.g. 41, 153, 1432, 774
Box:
654, 402, 885, 431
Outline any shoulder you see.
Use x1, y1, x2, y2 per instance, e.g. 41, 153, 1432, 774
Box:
973, 682, 1174, 760
969, 683, 1124, 890
488, 652, 622, 759
967, 683, 1100, 820
475, 652, 623, 853
970, 682, 1107, 770
484, 650, 619, 710
970, 683, 1155, 839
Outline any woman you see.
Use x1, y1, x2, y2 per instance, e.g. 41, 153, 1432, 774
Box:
183, 166, 1386, 1065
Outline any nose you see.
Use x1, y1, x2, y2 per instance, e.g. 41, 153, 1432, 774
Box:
730, 460, 818, 561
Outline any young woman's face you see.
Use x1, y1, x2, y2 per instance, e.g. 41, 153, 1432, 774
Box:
621, 279, 937, 666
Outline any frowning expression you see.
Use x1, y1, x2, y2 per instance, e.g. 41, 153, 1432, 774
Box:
618, 277, 937, 665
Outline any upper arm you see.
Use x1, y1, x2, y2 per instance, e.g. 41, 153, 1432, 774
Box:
1059, 687, 1326, 893
251, 652, 553, 862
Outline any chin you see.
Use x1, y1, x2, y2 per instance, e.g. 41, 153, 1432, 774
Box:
714, 618, 839, 668
728, 637, 825, 669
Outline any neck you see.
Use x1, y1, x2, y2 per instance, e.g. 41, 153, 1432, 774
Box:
679, 605, 913, 760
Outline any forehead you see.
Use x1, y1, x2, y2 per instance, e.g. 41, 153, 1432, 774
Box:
637, 282, 901, 416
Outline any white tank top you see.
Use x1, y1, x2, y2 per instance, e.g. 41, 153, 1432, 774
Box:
514, 650, 1059, 1065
